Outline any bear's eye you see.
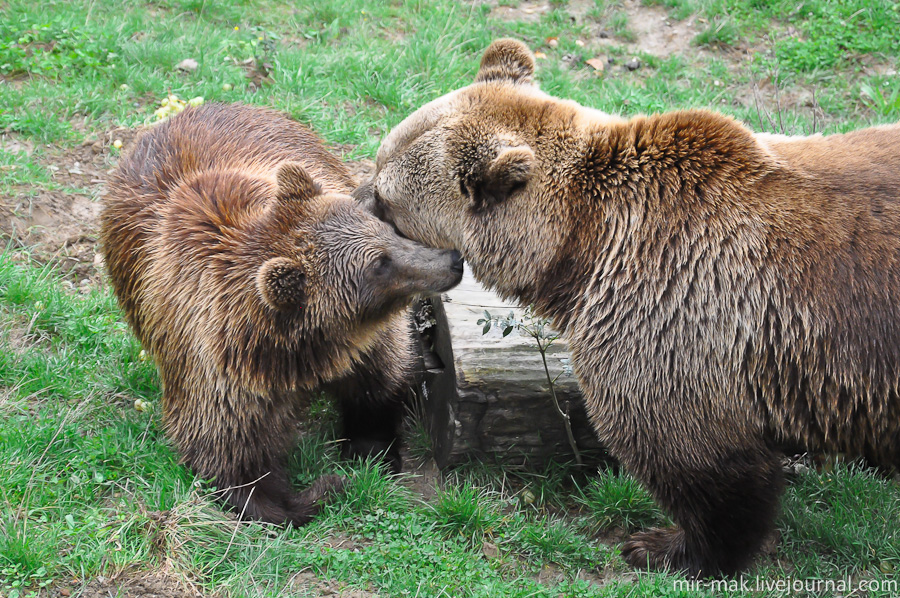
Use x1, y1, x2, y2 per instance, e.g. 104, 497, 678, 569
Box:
459, 178, 470, 198
373, 254, 392, 275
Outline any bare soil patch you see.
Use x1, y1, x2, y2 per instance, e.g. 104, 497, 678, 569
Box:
581, 0, 706, 59
534, 562, 620, 589
489, 0, 552, 24
289, 571, 381, 598
489, 0, 709, 60
343, 157, 375, 183
1, 126, 136, 282
398, 453, 443, 502
65, 569, 201, 598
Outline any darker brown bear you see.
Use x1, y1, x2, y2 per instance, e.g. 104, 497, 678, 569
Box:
102, 103, 463, 525
369, 39, 900, 576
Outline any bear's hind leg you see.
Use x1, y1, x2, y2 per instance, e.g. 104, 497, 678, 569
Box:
621, 443, 784, 577
335, 383, 405, 474
326, 322, 414, 475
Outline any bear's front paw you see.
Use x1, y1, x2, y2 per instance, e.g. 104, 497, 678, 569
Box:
622, 527, 695, 576
303, 474, 347, 504
284, 474, 347, 526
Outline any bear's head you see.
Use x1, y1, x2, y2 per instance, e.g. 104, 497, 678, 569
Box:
156, 160, 463, 389
257, 163, 464, 330
368, 39, 615, 304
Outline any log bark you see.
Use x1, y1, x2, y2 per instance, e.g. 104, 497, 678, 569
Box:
415, 272, 607, 469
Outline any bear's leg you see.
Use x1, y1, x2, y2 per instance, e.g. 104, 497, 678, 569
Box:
620, 441, 783, 577
325, 321, 414, 474
326, 375, 406, 474
221, 464, 345, 526
340, 387, 405, 474
165, 384, 345, 526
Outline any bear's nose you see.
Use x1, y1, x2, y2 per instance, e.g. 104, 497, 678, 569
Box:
449, 250, 464, 274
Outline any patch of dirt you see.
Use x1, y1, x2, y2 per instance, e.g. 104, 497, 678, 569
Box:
729, 77, 833, 134
0, 72, 28, 88
0, 126, 138, 282
322, 532, 367, 552
1, 135, 35, 156
399, 453, 443, 502
490, 0, 708, 60
289, 570, 380, 598
69, 570, 202, 598
2, 311, 43, 354
618, 0, 703, 58
344, 157, 375, 183
489, 0, 554, 23
579, 0, 705, 59
2, 190, 104, 279
534, 562, 615, 588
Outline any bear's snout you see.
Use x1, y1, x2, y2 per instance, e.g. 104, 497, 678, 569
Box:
418, 247, 463, 292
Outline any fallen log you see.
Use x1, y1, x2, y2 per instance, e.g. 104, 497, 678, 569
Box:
415, 272, 607, 469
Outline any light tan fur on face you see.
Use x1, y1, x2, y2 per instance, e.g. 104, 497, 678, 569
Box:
372, 39, 900, 577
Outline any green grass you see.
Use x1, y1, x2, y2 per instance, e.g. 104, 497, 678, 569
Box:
779, 463, 900, 577
693, 16, 740, 47
9, 250, 899, 597
701, 0, 900, 72
578, 469, 667, 533
0, 0, 897, 167
0, 149, 52, 195
2, 0, 900, 595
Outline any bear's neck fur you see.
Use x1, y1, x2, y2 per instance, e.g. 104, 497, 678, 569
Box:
508, 109, 776, 333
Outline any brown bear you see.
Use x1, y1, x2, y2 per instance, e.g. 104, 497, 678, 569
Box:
367, 39, 900, 576
101, 102, 463, 525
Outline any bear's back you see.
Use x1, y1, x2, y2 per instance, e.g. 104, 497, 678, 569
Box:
102, 103, 354, 346
117, 103, 355, 201
758, 124, 900, 211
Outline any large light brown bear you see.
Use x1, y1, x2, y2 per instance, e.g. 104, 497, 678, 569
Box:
102, 103, 463, 525
368, 39, 900, 576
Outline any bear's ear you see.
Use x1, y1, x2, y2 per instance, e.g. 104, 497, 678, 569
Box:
475, 38, 535, 85
276, 162, 321, 202
257, 257, 307, 311
467, 144, 535, 210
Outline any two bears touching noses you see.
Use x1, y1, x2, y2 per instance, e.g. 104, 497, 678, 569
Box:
102, 38, 900, 579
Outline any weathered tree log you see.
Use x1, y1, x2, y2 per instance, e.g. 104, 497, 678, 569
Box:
415, 272, 607, 469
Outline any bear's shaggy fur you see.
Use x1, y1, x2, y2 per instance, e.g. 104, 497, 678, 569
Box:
369, 39, 900, 576
102, 103, 463, 525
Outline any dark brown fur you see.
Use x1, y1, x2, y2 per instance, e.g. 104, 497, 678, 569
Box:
102, 103, 462, 525
369, 40, 900, 576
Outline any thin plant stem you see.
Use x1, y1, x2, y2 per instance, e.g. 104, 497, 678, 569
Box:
535, 335, 582, 467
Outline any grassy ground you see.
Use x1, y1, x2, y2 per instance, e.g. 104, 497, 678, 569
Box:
2, 0, 900, 596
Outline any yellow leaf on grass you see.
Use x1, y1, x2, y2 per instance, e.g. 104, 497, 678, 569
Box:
585, 57, 606, 72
